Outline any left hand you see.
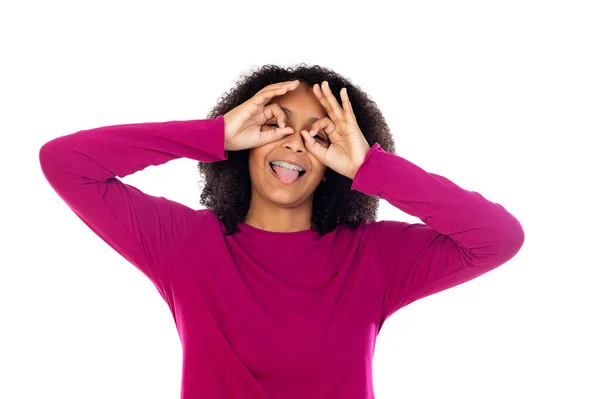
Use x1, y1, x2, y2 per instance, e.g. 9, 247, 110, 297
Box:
300, 81, 371, 180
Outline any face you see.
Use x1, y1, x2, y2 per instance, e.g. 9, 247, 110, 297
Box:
248, 83, 330, 208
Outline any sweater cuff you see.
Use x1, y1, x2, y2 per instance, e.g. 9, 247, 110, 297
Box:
188, 115, 228, 161
350, 143, 388, 196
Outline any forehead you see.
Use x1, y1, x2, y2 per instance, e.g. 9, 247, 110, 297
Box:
268, 84, 327, 117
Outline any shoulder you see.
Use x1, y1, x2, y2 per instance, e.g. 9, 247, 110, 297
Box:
165, 208, 225, 261
333, 219, 410, 246
357, 219, 435, 248
194, 208, 225, 231
360, 219, 413, 238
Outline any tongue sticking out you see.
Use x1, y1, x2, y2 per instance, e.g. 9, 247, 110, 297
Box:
272, 165, 300, 184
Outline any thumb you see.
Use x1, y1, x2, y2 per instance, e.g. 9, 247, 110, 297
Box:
300, 130, 328, 164
255, 125, 294, 147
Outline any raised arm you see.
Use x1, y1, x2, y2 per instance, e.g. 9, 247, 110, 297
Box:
39, 115, 227, 293
352, 144, 525, 323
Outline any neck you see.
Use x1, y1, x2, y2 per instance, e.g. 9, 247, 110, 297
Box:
244, 194, 313, 233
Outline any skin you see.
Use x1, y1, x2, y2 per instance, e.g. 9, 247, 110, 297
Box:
245, 83, 330, 232
244, 80, 371, 233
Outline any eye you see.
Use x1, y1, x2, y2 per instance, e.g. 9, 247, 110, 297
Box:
266, 124, 328, 143
314, 131, 329, 143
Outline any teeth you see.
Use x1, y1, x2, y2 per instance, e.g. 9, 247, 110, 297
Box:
270, 160, 305, 172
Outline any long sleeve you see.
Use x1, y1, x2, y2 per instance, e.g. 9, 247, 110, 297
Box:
351, 143, 525, 322
39, 115, 228, 294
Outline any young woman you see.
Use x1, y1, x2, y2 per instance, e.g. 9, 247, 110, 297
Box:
39, 64, 524, 399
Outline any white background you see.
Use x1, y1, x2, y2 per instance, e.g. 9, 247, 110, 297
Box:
2, 0, 599, 398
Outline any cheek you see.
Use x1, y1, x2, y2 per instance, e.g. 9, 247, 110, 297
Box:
248, 146, 276, 186
307, 166, 327, 186
248, 147, 267, 168
247, 152, 263, 182
309, 157, 328, 177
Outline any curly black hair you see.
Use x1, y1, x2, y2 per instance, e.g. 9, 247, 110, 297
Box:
198, 63, 396, 236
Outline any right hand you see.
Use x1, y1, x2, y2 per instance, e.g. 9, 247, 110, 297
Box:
222, 80, 301, 151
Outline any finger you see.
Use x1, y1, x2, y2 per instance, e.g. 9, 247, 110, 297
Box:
300, 130, 328, 164
260, 80, 300, 94
262, 104, 294, 144
309, 117, 336, 139
268, 79, 300, 90
340, 87, 357, 122
313, 81, 344, 123
262, 103, 289, 128
256, 125, 294, 147
255, 80, 300, 106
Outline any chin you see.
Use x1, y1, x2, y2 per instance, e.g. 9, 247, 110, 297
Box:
248, 163, 323, 208
266, 189, 313, 208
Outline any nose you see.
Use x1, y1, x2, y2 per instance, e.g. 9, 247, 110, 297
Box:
281, 129, 307, 153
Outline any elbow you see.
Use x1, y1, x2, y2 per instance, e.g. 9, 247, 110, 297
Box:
506, 221, 525, 262
491, 219, 525, 268
464, 219, 525, 269
39, 139, 60, 167
39, 138, 70, 182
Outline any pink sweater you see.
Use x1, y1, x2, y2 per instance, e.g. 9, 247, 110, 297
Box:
39, 115, 524, 398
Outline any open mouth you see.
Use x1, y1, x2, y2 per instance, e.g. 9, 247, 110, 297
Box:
269, 161, 306, 184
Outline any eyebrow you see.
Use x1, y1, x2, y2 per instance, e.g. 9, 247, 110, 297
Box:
280, 107, 320, 124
